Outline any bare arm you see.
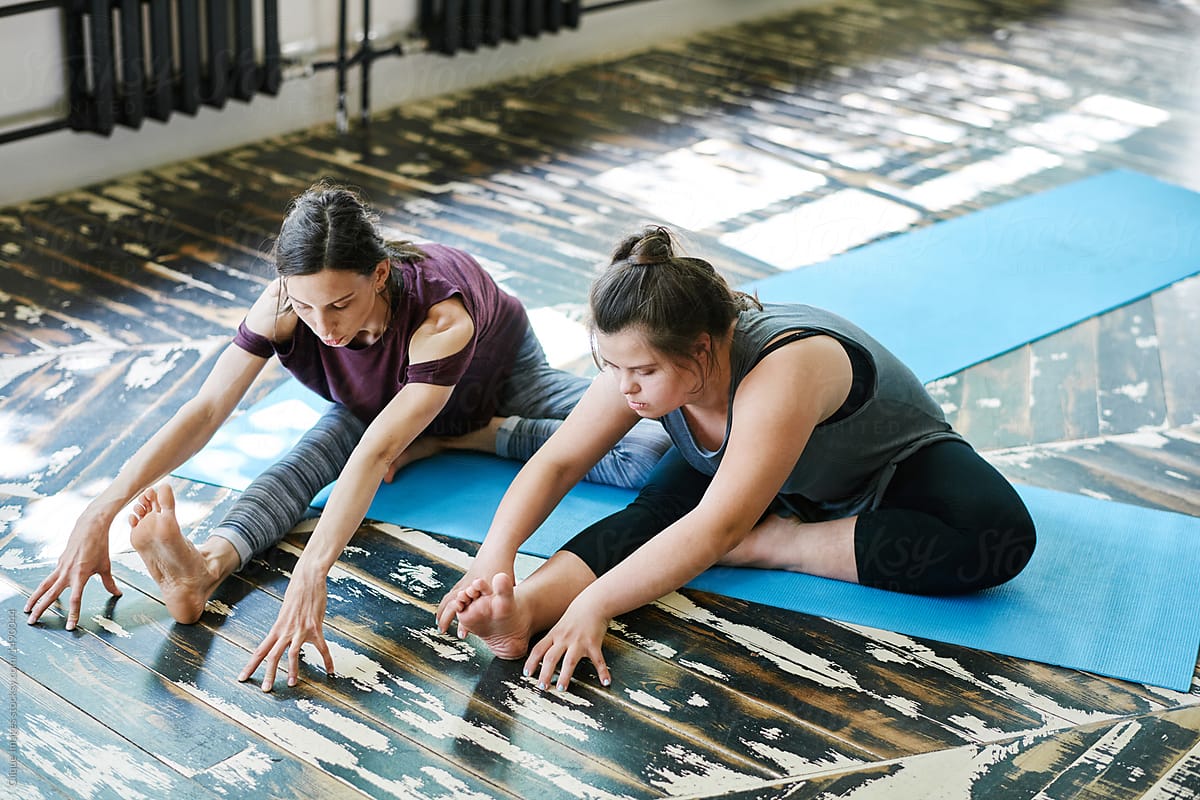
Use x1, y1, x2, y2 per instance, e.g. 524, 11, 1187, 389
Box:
241, 296, 480, 690
435, 370, 640, 630
25, 282, 286, 627
526, 335, 853, 688
585, 335, 851, 615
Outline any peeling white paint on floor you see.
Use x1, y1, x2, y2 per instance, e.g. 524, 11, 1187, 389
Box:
609, 619, 678, 659
503, 680, 603, 742
946, 714, 1009, 741
376, 525, 472, 572
406, 626, 473, 662
657, 594, 866, 693
387, 689, 630, 800
302, 639, 397, 697
0, 547, 48, 571
883, 695, 922, 719
20, 713, 179, 800
985, 674, 1121, 726
204, 600, 235, 617
297, 698, 394, 752
677, 659, 728, 680
387, 561, 441, 599
124, 347, 185, 391
90, 615, 132, 638
1111, 382, 1150, 402
177, 682, 450, 800
203, 744, 277, 792
742, 738, 862, 777
647, 743, 760, 796
625, 688, 672, 712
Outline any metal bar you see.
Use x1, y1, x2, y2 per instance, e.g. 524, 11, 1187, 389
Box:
441, 0, 462, 54
0, 118, 70, 146
118, 0, 144, 128
88, 0, 115, 135
564, 0, 580, 28
233, 0, 255, 100
0, 0, 59, 18
360, 0, 371, 125
525, 0, 543, 37
505, 0, 523, 42
545, 0, 561, 33
177, 0, 201, 114
464, 0, 482, 51
483, 0, 502, 45
147, 0, 172, 120
63, 1, 89, 130
261, 0, 281, 94
336, 0, 348, 131
582, 0, 659, 12
205, 0, 229, 106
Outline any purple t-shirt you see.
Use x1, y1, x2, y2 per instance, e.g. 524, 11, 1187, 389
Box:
234, 243, 528, 435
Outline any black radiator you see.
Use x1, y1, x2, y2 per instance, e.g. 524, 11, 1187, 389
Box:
420, 0, 582, 56
64, 0, 282, 136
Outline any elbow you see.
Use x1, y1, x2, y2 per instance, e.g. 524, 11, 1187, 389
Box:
179, 396, 224, 435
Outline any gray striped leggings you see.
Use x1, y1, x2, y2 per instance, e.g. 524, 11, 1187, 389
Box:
210, 326, 669, 568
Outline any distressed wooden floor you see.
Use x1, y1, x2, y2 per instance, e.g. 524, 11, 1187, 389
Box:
3, 0, 1200, 797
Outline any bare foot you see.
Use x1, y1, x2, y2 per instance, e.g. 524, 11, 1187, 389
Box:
720, 513, 797, 568
453, 573, 532, 660
719, 513, 859, 583
129, 484, 226, 624
384, 436, 444, 481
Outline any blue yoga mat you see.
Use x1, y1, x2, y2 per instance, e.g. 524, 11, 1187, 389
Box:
745, 169, 1200, 382
176, 379, 1200, 691
174, 170, 1200, 689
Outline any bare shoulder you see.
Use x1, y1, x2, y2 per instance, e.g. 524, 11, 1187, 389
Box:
242, 279, 297, 342
739, 333, 853, 421
409, 296, 475, 361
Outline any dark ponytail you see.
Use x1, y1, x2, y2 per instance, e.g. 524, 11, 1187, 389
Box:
272, 181, 424, 313
589, 225, 760, 376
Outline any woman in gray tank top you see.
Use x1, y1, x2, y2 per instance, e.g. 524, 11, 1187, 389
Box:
438, 225, 1036, 692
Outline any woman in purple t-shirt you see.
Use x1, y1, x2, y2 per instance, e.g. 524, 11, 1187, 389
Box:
25, 183, 668, 691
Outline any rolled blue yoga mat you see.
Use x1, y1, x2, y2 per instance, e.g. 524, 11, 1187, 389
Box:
175, 170, 1200, 690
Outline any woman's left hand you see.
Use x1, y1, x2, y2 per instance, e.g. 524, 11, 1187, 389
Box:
524, 598, 612, 691
239, 568, 335, 692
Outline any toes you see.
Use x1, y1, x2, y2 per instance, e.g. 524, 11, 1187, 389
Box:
156, 483, 176, 512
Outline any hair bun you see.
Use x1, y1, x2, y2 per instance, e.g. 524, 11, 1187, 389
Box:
612, 225, 676, 266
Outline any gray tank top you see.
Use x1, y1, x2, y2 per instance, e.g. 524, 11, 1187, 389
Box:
660, 304, 963, 520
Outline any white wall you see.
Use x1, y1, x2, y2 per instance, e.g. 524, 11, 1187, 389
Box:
0, 0, 814, 206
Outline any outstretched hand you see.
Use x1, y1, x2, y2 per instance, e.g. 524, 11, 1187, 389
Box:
239, 569, 334, 692
25, 509, 122, 630
523, 598, 612, 692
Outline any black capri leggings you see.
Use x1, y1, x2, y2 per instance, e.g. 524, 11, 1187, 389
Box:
561, 439, 1036, 596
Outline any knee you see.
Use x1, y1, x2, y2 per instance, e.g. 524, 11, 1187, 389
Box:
604, 423, 673, 489
955, 503, 1037, 592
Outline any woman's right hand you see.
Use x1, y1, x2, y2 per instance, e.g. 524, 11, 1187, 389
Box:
25, 508, 123, 630
435, 545, 515, 635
